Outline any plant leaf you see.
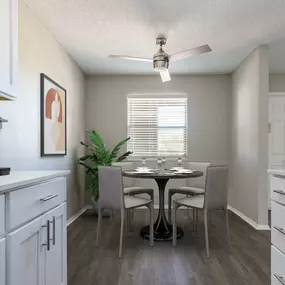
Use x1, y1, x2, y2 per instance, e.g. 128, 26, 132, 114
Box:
116, 151, 133, 162
78, 155, 92, 162
109, 137, 130, 162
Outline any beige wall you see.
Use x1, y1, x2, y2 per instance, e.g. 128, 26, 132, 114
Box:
86, 75, 232, 165
269, 74, 285, 92
230, 46, 269, 226
0, 0, 86, 219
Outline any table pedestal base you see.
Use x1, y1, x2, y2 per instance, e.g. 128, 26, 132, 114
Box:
140, 225, 183, 241
140, 178, 184, 241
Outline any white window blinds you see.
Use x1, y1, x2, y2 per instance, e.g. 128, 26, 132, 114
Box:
127, 95, 188, 157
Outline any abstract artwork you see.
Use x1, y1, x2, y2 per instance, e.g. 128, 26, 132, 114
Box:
40, 73, 67, 156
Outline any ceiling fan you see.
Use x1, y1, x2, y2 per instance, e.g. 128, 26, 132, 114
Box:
109, 36, 212, 82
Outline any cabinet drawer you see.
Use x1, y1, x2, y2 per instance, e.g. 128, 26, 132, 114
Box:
272, 246, 285, 285
0, 195, 4, 237
271, 175, 285, 206
272, 201, 285, 253
7, 178, 66, 230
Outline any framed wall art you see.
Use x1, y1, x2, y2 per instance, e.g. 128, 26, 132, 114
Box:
40, 73, 67, 156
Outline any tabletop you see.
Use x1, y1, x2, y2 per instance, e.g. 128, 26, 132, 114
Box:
122, 170, 203, 179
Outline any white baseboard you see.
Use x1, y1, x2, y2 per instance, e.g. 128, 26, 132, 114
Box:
67, 206, 88, 226
227, 205, 270, 231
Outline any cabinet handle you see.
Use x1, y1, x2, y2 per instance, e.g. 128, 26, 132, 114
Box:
40, 194, 58, 202
274, 226, 285, 236
274, 274, 285, 285
42, 220, 50, 251
274, 190, 285, 196
51, 216, 56, 246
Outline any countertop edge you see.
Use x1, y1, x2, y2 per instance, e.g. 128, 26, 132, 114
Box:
267, 169, 285, 176
0, 170, 71, 193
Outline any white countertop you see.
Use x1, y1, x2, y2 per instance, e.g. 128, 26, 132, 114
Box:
267, 169, 285, 176
0, 170, 70, 193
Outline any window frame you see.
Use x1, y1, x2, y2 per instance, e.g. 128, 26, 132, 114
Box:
127, 93, 188, 158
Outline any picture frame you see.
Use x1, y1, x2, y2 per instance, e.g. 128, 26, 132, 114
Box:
40, 73, 67, 156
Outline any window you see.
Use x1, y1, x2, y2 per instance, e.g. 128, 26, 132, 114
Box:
127, 95, 188, 157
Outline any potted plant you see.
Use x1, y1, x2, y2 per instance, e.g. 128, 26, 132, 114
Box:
79, 130, 132, 212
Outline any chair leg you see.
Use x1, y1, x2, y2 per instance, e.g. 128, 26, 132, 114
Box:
131, 209, 134, 221
225, 208, 231, 247
168, 191, 172, 222
128, 209, 132, 231
172, 202, 178, 246
96, 208, 102, 247
119, 210, 125, 258
195, 210, 199, 239
149, 202, 154, 247
204, 209, 210, 258
187, 196, 190, 220
192, 208, 196, 232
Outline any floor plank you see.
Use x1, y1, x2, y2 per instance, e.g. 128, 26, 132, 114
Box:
68, 209, 270, 285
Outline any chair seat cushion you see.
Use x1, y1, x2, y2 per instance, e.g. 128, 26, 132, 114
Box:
169, 186, 205, 195
174, 195, 204, 209
124, 187, 153, 195
124, 195, 152, 209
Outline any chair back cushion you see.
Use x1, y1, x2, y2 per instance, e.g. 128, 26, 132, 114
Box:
112, 161, 134, 187
98, 166, 124, 211
204, 165, 229, 210
187, 161, 211, 188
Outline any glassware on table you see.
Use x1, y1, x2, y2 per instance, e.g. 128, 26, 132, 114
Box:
162, 157, 166, 167
177, 157, 183, 166
141, 157, 146, 167
157, 157, 163, 172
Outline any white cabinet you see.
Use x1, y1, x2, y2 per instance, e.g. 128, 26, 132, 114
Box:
0, 0, 18, 100
7, 215, 44, 285
268, 170, 285, 285
0, 238, 5, 285
43, 204, 67, 285
0, 195, 4, 236
7, 203, 67, 285
1, 171, 69, 285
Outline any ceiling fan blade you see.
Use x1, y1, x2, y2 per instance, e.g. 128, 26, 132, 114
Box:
160, 70, 171, 82
109, 55, 152, 62
169, 45, 212, 62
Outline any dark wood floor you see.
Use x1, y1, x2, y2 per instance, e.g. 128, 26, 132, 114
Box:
68, 209, 270, 285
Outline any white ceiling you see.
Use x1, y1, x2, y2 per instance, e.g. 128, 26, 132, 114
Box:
25, 0, 285, 75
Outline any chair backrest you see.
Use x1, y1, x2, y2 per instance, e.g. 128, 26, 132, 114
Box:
204, 165, 229, 210
187, 161, 211, 189
112, 161, 134, 187
98, 166, 125, 211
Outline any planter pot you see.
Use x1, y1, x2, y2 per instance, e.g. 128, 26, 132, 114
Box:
91, 197, 111, 217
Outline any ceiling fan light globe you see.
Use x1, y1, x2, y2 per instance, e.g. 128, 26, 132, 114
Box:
154, 65, 167, 72
153, 59, 169, 71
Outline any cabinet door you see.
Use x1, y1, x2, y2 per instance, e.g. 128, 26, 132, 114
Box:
0, 238, 5, 285
7, 216, 45, 285
0, 0, 18, 99
43, 203, 67, 285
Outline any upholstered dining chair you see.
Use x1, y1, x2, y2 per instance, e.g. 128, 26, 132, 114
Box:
113, 162, 154, 228
172, 165, 230, 258
168, 161, 211, 222
113, 161, 154, 199
96, 166, 154, 258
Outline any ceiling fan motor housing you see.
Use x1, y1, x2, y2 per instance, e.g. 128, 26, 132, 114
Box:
153, 48, 169, 72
